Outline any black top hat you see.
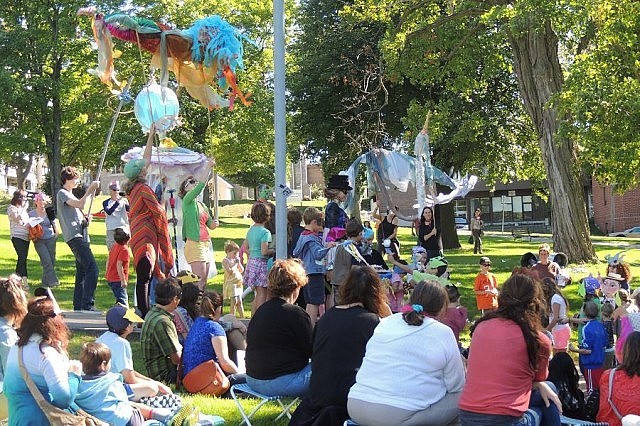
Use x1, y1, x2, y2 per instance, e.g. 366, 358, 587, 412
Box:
520, 252, 538, 268
327, 174, 352, 191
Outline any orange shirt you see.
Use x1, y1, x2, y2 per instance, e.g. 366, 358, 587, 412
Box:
105, 243, 131, 283
474, 272, 498, 310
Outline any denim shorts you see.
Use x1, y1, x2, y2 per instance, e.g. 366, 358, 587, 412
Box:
303, 274, 325, 305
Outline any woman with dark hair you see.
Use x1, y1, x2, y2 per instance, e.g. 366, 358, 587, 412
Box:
375, 208, 399, 256
348, 280, 465, 426
7, 190, 30, 289
245, 259, 312, 397
459, 271, 562, 425
173, 282, 201, 345
181, 291, 245, 390
178, 175, 218, 291
541, 277, 571, 354
123, 126, 174, 317
291, 266, 388, 425
598, 331, 640, 425
547, 352, 586, 420
417, 206, 440, 260
4, 296, 83, 424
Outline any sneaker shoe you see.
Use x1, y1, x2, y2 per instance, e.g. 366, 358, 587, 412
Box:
168, 403, 199, 426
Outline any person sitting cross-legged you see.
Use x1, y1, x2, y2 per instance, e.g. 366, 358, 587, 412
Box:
140, 277, 183, 384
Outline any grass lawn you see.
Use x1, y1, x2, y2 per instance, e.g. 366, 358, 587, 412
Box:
2, 195, 639, 424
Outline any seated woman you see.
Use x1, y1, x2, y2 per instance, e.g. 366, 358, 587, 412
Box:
347, 280, 465, 426
4, 296, 82, 424
598, 331, 640, 425
459, 270, 562, 426
245, 259, 312, 397
181, 291, 246, 390
173, 281, 200, 345
291, 266, 388, 425
0, 275, 27, 421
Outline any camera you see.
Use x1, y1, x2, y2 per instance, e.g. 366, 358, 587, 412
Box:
119, 191, 126, 197
25, 191, 37, 200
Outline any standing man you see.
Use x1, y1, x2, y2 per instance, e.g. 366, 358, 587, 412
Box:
56, 166, 100, 312
103, 181, 130, 251
531, 243, 560, 282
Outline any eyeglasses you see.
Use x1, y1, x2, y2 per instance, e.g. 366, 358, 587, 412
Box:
187, 179, 196, 185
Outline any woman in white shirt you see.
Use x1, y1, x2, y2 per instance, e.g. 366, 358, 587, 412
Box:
347, 280, 465, 425
542, 277, 571, 354
7, 191, 30, 289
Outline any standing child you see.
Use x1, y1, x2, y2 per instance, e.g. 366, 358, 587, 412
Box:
473, 256, 498, 315
242, 202, 275, 313
293, 207, 335, 325
600, 301, 616, 369
105, 228, 132, 307
222, 240, 245, 318
569, 300, 607, 393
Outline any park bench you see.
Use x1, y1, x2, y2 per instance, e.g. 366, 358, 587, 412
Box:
511, 228, 532, 241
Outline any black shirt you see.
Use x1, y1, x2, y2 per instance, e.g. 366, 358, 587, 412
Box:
245, 298, 312, 379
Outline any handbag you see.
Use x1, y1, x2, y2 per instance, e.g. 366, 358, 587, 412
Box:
18, 347, 107, 426
181, 360, 230, 396
29, 224, 44, 242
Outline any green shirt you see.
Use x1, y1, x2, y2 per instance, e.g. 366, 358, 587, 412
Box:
181, 182, 214, 242
140, 306, 181, 382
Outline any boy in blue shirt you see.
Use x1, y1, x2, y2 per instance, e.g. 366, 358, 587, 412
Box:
293, 207, 336, 325
569, 300, 607, 393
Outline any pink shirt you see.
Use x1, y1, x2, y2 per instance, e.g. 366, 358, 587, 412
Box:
459, 318, 551, 417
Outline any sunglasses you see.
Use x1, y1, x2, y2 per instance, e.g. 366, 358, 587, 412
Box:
482, 263, 491, 267
187, 179, 196, 184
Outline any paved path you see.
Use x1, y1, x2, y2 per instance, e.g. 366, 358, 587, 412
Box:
62, 310, 112, 335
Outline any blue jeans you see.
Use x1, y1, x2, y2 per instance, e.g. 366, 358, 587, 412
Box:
108, 281, 128, 306
246, 363, 311, 397
460, 385, 560, 426
67, 237, 98, 310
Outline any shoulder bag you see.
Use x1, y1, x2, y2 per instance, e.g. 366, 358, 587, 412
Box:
607, 367, 624, 420
180, 359, 230, 397
18, 347, 107, 426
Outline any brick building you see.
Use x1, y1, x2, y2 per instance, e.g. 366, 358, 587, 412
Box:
591, 181, 640, 234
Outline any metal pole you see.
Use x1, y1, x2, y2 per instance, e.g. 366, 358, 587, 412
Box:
274, 0, 287, 259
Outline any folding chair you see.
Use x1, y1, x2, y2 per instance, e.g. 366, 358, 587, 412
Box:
230, 383, 300, 426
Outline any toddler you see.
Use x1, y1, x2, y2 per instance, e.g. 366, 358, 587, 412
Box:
388, 259, 408, 313
222, 240, 245, 318
473, 256, 498, 315
104, 227, 131, 306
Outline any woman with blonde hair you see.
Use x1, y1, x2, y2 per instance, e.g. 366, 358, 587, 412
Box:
179, 175, 219, 291
348, 280, 465, 426
245, 259, 312, 397
0, 275, 27, 420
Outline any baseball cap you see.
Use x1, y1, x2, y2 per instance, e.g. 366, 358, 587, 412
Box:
106, 305, 144, 333
479, 256, 491, 266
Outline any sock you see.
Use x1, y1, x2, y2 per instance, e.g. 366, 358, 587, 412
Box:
150, 407, 173, 422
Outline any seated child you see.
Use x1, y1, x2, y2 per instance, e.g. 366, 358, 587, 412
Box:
441, 284, 468, 355
569, 301, 607, 393
388, 259, 408, 313
96, 305, 173, 401
75, 342, 185, 426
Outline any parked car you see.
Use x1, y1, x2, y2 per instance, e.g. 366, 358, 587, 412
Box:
609, 226, 640, 238
455, 217, 469, 229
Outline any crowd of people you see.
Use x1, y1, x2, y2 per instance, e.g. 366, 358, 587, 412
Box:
4, 162, 640, 425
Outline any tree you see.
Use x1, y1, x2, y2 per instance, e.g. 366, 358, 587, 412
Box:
346, 0, 599, 262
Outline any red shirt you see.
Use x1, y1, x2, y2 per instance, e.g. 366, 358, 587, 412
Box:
597, 369, 640, 426
105, 243, 131, 283
459, 318, 551, 417
474, 272, 498, 310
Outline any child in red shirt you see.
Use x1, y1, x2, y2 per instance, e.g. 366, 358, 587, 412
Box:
474, 256, 498, 315
105, 227, 132, 306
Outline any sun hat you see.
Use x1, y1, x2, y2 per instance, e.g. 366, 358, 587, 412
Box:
124, 158, 146, 180
326, 174, 352, 191
177, 271, 201, 285
106, 305, 144, 333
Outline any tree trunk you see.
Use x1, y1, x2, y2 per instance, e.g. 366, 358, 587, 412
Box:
509, 21, 595, 262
